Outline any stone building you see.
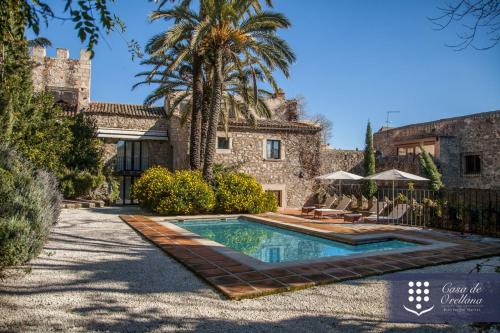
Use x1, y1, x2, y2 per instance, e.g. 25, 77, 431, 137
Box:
373, 111, 500, 189
32, 46, 340, 207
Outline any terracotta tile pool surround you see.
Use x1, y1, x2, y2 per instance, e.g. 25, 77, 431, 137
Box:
119, 215, 500, 300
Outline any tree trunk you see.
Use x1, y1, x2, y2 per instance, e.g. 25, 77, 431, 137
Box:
189, 54, 203, 170
202, 48, 224, 182
200, 84, 210, 166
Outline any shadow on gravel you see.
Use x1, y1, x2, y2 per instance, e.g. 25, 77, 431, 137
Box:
86, 206, 146, 215
77, 312, 457, 333
0, 234, 208, 297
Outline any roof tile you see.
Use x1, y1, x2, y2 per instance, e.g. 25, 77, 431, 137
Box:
84, 102, 165, 118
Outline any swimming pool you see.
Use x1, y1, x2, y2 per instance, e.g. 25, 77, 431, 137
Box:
172, 218, 418, 264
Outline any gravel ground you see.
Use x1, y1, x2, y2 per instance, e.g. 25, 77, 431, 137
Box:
0, 208, 498, 333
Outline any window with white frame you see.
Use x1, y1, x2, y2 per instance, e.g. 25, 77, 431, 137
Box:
217, 137, 230, 150
266, 139, 281, 159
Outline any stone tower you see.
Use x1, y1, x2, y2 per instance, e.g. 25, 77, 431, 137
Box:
31, 46, 91, 111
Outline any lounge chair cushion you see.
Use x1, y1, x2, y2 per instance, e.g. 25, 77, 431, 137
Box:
314, 209, 346, 213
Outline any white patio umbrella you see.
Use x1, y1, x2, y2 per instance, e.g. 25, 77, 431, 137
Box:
315, 170, 363, 196
363, 169, 429, 202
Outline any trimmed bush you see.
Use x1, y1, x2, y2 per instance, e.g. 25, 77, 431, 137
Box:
132, 167, 215, 215
0, 144, 61, 270
214, 172, 278, 214
60, 169, 106, 200
132, 168, 276, 215
131, 166, 174, 210
155, 170, 215, 215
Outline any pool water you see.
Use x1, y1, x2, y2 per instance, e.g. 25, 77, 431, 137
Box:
172, 218, 418, 264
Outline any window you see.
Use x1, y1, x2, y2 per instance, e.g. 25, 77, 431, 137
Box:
423, 144, 435, 156
266, 190, 282, 207
266, 140, 281, 160
397, 142, 435, 157
217, 137, 230, 150
116, 140, 149, 171
464, 154, 481, 175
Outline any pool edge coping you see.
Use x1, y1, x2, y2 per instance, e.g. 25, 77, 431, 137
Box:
119, 214, 500, 300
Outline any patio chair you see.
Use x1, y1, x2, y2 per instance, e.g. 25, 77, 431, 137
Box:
312, 196, 352, 219
365, 204, 409, 223
366, 199, 388, 215
301, 196, 335, 215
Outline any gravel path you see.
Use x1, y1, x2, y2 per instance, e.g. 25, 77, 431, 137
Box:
0, 208, 498, 333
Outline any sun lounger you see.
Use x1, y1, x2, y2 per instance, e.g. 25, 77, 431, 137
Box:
364, 200, 387, 215
314, 208, 350, 219
301, 196, 335, 215
312, 196, 352, 219
365, 204, 409, 223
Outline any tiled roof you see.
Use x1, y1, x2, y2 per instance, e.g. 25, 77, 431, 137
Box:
62, 101, 320, 131
226, 118, 321, 132
84, 102, 165, 118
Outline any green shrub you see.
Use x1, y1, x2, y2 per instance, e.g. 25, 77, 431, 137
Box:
132, 166, 174, 210
132, 168, 215, 215
60, 169, 105, 200
0, 144, 61, 270
132, 168, 275, 215
155, 170, 215, 215
214, 172, 278, 214
256, 191, 279, 213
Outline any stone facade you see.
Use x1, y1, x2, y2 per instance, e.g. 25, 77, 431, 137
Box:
93, 114, 168, 132
214, 127, 322, 208
373, 111, 500, 189
319, 146, 364, 175
28, 47, 341, 206
31, 46, 91, 109
167, 116, 190, 170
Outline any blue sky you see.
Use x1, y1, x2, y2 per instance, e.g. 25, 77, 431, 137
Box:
30, 0, 500, 149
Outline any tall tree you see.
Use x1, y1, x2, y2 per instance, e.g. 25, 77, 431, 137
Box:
195, 0, 295, 181
362, 121, 377, 199
143, 0, 293, 180
419, 145, 443, 191
0, 0, 33, 143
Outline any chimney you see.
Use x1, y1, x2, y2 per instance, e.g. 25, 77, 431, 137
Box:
56, 48, 69, 59
31, 46, 46, 58
286, 100, 299, 121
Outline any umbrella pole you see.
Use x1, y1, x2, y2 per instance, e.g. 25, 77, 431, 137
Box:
339, 179, 342, 197
392, 180, 395, 206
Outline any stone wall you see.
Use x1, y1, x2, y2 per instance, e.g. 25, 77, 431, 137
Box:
31, 46, 91, 109
92, 114, 168, 132
319, 147, 364, 175
168, 116, 190, 170
214, 128, 322, 208
373, 111, 500, 189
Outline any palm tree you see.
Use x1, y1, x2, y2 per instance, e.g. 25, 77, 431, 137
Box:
142, 0, 293, 180
134, 52, 274, 159
189, 0, 295, 181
